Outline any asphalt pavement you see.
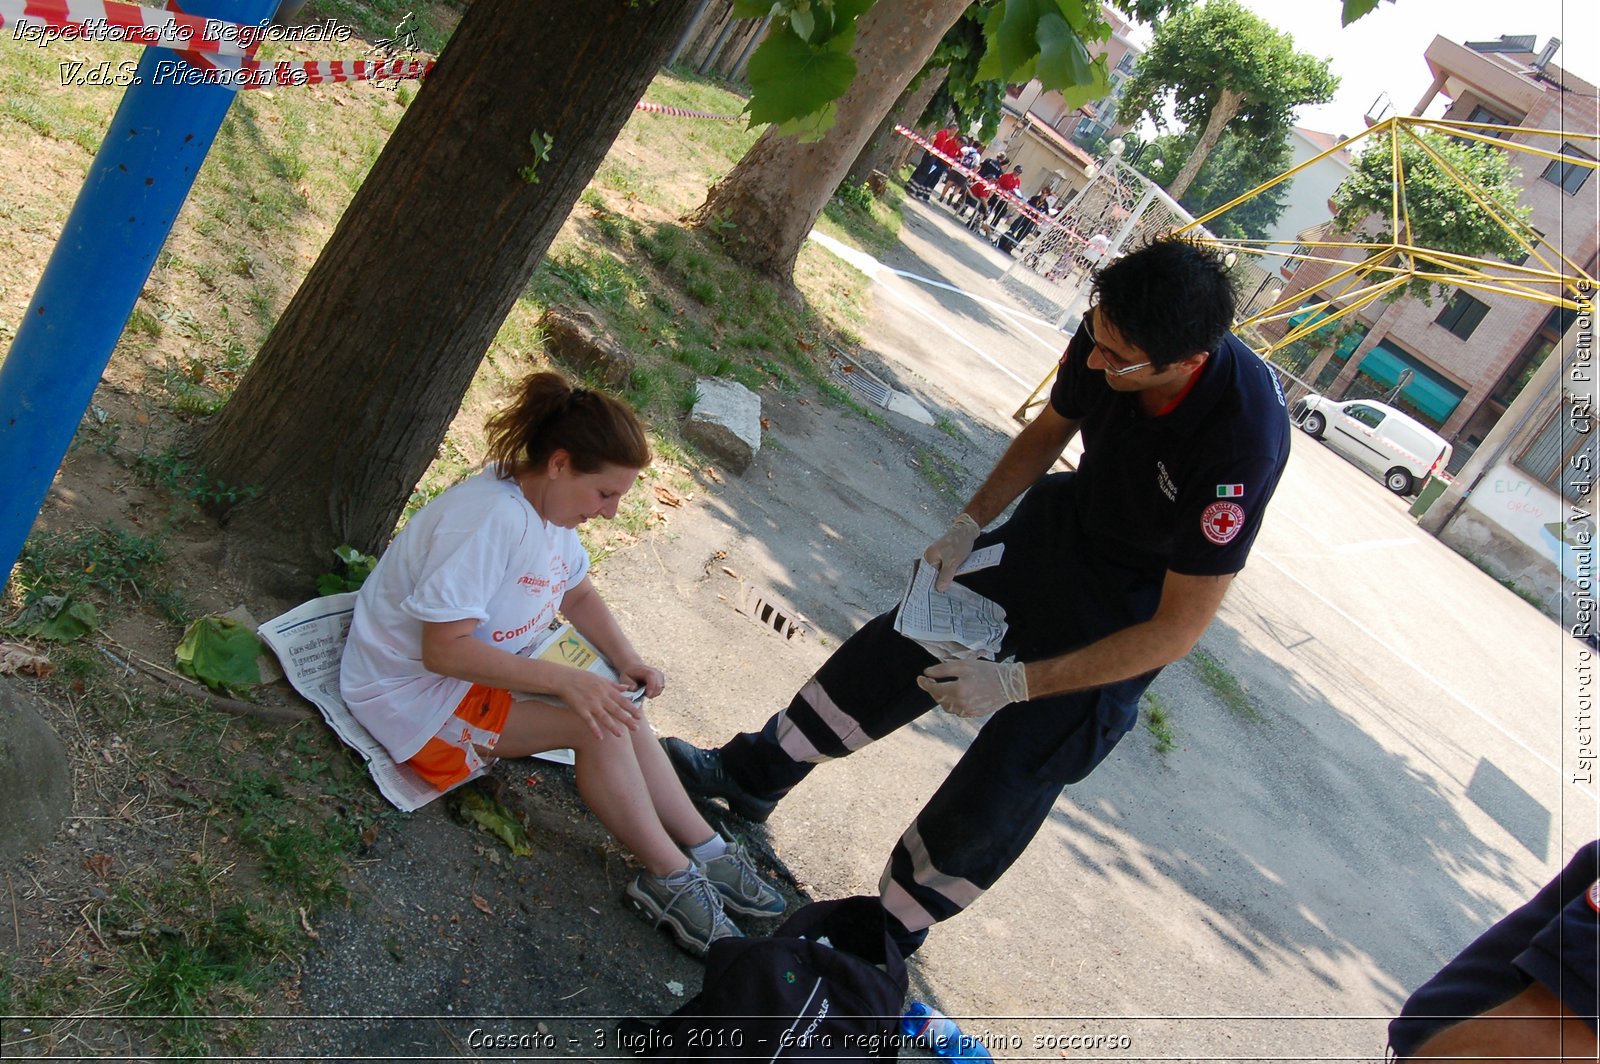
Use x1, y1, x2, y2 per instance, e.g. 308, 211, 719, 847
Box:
593, 194, 1591, 1061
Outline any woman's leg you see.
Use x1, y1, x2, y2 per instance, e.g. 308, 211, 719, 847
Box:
490, 701, 689, 877
629, 719, 718, 848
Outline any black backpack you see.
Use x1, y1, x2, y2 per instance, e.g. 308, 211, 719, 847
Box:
629, 895, 909, 1061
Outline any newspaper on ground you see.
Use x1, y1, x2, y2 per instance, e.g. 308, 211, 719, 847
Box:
893, 547, 1007, 661
257, 596, 623, 812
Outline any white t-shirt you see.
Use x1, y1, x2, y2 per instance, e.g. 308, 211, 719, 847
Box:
339, 469, 590, 761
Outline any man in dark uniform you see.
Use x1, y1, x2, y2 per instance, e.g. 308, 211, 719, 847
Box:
1389, 840, 1598, 1059
665, 237, 1292, 956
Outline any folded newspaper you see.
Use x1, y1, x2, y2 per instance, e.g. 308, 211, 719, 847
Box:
256, 595, 622, 812
892, 545, 1007, 661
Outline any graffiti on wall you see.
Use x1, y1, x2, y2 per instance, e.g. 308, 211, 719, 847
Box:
1467, 465, 1592, 581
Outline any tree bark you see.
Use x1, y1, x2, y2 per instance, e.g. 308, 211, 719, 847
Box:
844, 67, 947, 188
688, 0, 970, 282
195, 0, 698, 593
1167, 86, 1244, 200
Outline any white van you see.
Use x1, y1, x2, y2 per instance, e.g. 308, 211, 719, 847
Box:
1293, 396, 1452, 496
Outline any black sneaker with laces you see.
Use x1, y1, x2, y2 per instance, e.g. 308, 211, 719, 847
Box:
660, 737, 779, 824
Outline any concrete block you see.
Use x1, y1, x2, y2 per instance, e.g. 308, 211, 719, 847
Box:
686, 377, 761, 474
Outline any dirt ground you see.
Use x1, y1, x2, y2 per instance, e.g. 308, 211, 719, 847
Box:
4, 92, 1583, 1060
0, 236, 1006, 1063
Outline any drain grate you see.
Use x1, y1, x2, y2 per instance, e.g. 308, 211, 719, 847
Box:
829, 352, 892, 408
735, 582, 811, 641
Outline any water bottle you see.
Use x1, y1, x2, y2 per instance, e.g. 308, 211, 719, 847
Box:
900, 1002, 993, 1062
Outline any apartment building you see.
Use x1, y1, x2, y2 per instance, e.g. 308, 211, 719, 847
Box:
1267, 34, 1596, 473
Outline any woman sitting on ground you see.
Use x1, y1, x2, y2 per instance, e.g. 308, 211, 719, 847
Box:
339, 371, 784, 957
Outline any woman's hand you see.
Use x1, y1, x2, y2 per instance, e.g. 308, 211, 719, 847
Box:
617, 661, 666, 699
555, 668, 642, 740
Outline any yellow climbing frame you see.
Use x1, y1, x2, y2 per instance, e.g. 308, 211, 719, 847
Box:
1011, 115, 1597, 421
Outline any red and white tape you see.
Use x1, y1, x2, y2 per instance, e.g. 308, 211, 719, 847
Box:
0, 0, 254, 56
632, 100, 742, 122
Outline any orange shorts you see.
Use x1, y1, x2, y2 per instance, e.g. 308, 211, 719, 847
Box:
405, 684, 512, 790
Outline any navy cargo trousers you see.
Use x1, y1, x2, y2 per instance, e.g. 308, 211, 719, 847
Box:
718, 473, 1165, 955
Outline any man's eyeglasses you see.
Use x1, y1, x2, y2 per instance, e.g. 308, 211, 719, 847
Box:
1082, 312, 1152, 376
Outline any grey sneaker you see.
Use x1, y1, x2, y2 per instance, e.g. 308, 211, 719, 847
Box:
660, 737, 778, 823
700, 840, 786, 918
626, 867, 742, 958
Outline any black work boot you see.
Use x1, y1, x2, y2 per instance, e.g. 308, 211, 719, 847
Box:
660, 737, 779, 823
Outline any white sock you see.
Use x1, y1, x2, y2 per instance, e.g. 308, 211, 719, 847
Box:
688, 835, 728, 864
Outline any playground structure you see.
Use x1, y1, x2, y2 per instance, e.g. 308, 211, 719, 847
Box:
1185, 115, 1595, 367
1000, 115, 1595, 430
999, 152, 1205, 330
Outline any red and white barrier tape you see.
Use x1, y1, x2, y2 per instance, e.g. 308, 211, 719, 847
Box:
0, 0, 256, 56
633, 100, 742, 121
894, 124, 1052, 227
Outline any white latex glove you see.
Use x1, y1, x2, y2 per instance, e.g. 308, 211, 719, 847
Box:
923, 512, 981, 592
916, 658, 1029, 718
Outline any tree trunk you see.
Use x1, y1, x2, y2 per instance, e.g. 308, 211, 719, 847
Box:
688, 0, 970, 282
1167, 86, 1244, 200
844, 67, 947, 188
195, 0, 697, 594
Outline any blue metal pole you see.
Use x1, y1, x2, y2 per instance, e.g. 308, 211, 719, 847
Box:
0, 0, 281, 591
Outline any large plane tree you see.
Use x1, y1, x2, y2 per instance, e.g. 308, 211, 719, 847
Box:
1118, 0, 1336, 200
197, 0, 701, 590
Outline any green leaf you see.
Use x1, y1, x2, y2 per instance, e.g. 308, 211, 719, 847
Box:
1341, 0, 1383, 27
775, 101, 838, 140
1053, 0, 1099, 35
1034, 13, 1093, 94
14, 594, 99, 642
316, 573, 348, 596
1054, 51, 1110, 112
459, 788, 534, 857
987, 0, 1054, 82
745, 27, 856, 131
790, 3, 815, 41
974, 2, 1009, 82
174, 615, 264, 694
731, 0, 776, 17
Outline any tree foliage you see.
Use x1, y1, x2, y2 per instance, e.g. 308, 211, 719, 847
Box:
922, 7, 1007, 140
738, 0, 1176, 138
1136, 129, 1292, 241
1330, 126, 1533, 300
1118, 0, 1336, 197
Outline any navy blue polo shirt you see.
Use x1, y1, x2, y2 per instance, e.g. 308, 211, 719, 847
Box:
1389, 841, 1600, 1055
1049, 324, 1291, 579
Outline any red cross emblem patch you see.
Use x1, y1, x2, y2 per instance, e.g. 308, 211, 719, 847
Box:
1201, 501, 1246, 545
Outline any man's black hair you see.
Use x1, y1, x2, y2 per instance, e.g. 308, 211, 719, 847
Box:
1091, 236, 1236, 367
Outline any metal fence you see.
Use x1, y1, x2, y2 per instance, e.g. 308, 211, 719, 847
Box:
999, 156, 1194, 327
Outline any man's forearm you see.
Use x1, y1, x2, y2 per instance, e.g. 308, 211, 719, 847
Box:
1023, 571, 1232, 698
961, 407, 1077, 526
1023, 619, 1193, 698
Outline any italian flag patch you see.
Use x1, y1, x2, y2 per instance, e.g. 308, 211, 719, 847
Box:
1217, 484, 1245, 498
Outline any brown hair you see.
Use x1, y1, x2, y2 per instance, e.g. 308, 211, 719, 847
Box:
484, 372, 650, 477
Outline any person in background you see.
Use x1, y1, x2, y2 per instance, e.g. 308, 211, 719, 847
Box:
991, 163, 1023, 227
997, 185, 1051, 255
909, 126, 962, 201
941, 140, 981, 207
339, 372, 784, 958
1389, 840, 1598, 1060
962, 175, 994, 231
